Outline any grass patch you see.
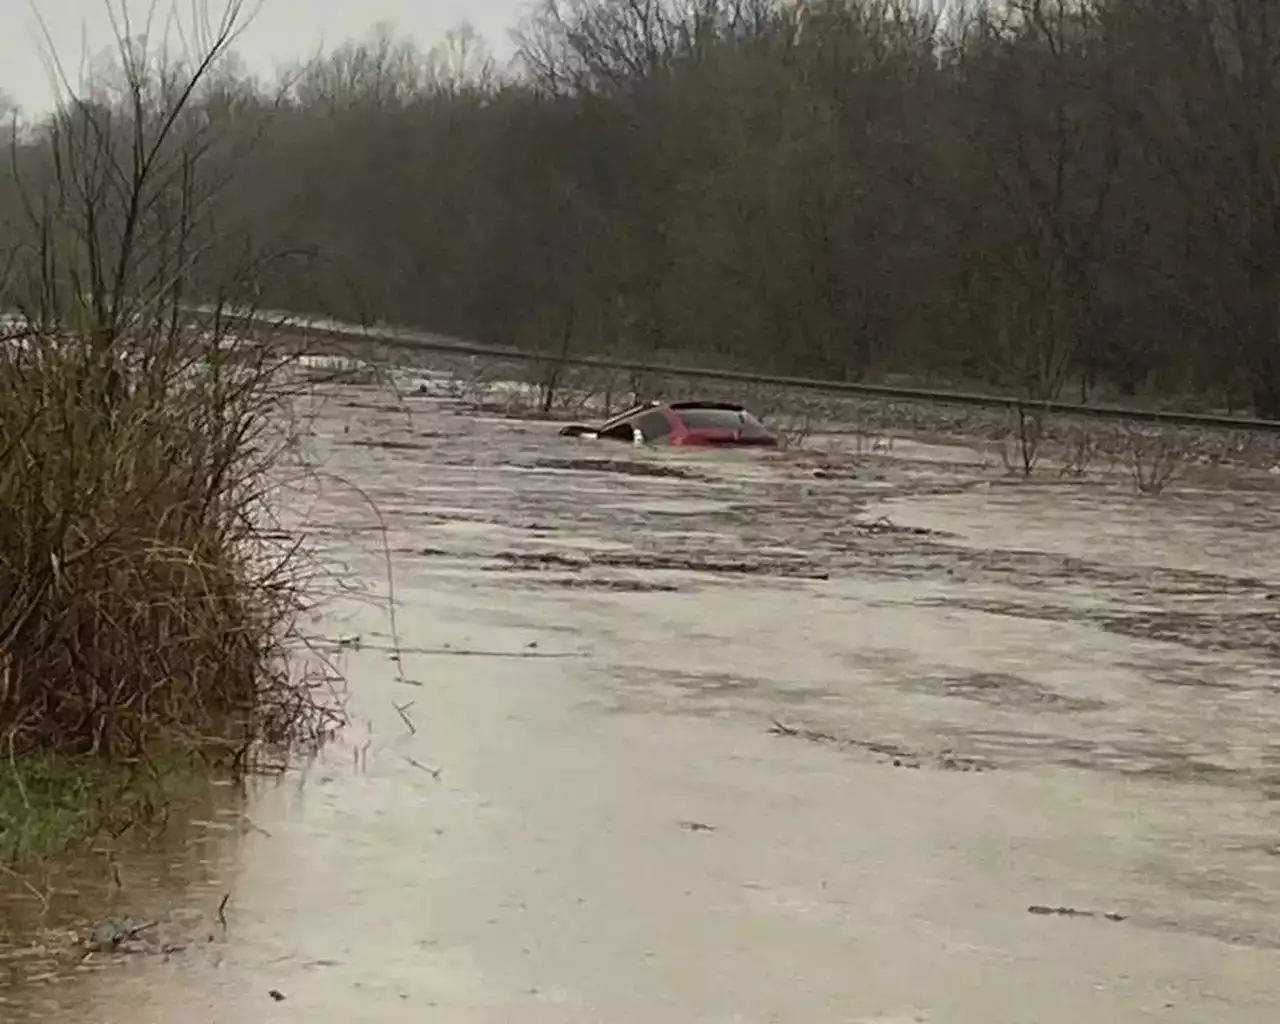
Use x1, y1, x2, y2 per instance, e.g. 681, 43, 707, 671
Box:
0, 749, 215, 864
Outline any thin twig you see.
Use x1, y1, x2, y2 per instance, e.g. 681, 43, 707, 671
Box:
404, 757, 441, 780
0, 863, 51, 912
392, 700, 416, 735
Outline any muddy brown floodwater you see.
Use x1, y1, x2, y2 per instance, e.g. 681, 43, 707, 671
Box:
4, 384, 1280, 1023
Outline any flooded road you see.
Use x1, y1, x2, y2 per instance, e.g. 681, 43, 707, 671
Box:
4, 385, 1280, 1022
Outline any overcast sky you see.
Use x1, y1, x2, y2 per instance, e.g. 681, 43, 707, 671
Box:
0, 0, 533, 114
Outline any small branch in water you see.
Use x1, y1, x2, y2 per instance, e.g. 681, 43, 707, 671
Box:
404, 757, 442, 781
298, 636, 579, 659
768, 718, 838, 744
0, 864, 51, 913
311, 472, 406, 676
127, 920, 158, 940
411, 647, 579, 659
216, 892, 230, 930
296, 634, 578, 660
1028, 904, 1126, 923
107, 816, 138, 840
393, 700, 417, 735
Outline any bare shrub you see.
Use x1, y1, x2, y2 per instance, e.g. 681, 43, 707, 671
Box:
853, 430, 894, 455
999, 405, 1044, 476
450, 356, 611, 419
767, 409, 816, 448
592, 364, 634, 417
443, 353, 501, 407
740, 384, 815, 448
1056, 422, 1098, 477
530, 360, 618, 417
1123, 424, 1187, 495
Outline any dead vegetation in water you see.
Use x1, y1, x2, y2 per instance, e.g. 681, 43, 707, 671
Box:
490, 548, 829, 579
999, 406, 1045, 476
767, 719, 992, 772
346, 337, 1280, 479
532, 455, 696, 479
1055, 423, 1101, 478
389, 345, 1278, 485
440, 356, 640, 419
982, 409, 1203, 492
1027, 904, 1128, 923
1122, 424, 1189, 494
435, 358, 827, 445
0, 325, 339, 761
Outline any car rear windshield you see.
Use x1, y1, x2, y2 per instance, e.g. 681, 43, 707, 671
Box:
674, 407, 771, 435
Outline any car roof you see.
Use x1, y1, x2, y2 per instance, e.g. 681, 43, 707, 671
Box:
594, 399, 757, 433
595, 402, 662, 431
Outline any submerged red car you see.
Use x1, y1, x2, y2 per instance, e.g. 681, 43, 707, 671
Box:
559, 400, 779, 447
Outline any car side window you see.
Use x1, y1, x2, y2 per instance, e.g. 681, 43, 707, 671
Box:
635, 410, 671, 440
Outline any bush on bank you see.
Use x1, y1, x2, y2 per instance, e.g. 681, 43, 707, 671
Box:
0, 1, 344, 862
0, 322, 332, 860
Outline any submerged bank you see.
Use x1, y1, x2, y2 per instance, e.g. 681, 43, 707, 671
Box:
0, 752, 221, 864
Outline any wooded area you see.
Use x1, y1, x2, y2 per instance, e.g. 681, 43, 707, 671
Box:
3, 0, 1280, 415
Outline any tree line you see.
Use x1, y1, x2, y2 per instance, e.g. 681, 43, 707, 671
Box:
3, 0, 1280, 416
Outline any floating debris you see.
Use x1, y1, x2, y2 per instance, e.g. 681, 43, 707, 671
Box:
1028, 904, 1127, 923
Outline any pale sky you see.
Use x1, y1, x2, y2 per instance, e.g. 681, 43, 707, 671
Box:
0, 0, 535, 114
